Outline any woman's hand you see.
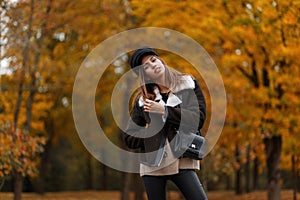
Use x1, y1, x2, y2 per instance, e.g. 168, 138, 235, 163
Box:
144, 99, 166, 115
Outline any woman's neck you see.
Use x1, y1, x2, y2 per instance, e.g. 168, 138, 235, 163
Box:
155, 74, 169, 92
158, 85, 170, 93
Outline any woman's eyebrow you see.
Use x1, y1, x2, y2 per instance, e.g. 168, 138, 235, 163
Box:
142, 56, 154, 65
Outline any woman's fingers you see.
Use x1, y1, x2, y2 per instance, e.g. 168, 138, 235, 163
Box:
144, 99, 152, 112
145, 99, 153, 104
143, 99, 165, 115
144, 99, 153, 110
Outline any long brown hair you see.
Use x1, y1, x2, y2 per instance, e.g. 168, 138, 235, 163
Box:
130, 57, 185, 109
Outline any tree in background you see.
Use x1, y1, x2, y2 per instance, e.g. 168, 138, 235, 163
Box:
128, 0, 300, 199
218, 1, 300, 199
0, 124, 45, 192
1, 0, 300, 199
1, 0, 132, 198
1, 0, 53, 199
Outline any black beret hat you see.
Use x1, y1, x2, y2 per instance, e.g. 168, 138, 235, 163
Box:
129, 46, 158, 74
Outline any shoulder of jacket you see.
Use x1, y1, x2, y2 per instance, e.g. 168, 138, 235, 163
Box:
173, 75, 195, 93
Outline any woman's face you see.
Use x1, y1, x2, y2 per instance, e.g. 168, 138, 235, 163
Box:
141, 55, 165, 81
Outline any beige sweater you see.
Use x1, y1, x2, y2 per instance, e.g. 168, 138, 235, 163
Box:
140, 140, 200, 176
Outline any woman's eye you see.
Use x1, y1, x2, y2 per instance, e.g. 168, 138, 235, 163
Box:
151, 58, 156, 62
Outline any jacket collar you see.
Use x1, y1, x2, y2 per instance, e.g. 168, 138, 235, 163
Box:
138, 75, 195, 107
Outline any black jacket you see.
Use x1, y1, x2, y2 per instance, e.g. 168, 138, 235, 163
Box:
123, 75, 206, 166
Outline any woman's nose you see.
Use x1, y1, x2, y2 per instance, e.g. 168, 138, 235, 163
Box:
149, 63, 156, 68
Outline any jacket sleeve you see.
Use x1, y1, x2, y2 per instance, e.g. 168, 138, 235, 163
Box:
165, 80, 206, 131
123, 100, 147, 149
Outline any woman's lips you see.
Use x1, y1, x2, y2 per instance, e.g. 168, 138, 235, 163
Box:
154, 66, 161, 73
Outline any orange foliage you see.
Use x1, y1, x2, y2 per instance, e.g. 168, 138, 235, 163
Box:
0, 124, 46, 177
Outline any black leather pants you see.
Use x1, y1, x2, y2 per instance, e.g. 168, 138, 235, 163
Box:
142, 169, 208, 200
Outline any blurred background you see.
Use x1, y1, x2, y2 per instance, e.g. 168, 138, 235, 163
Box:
0, 0, 300, 200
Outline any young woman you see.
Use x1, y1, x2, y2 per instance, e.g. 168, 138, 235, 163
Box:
123, 46, 208, 200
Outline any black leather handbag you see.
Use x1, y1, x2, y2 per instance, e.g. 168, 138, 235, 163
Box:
173, 131, 206, 160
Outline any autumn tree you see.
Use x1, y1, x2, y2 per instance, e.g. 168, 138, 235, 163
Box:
128, 0, 300, 199
1, 0, 51, 199
2, 0, 300, 199
2, 0, 133, 196
218, 1, 300, 199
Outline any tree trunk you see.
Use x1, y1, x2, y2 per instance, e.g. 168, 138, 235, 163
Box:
245, 145, 251, 193
292, 155, 297, 200
121, 172, 131, 200
12, 1, 35, 198
119, 135, 132, 200
34, 116, 54, 194
263, 135, 282, 200
235, 144, 242, 194
134, 173, 144, 200
13, 0, 34, 130
253, 153, 259, 190
119, 64, 135, 200
13, 170, 23, 200
226, 174, 232, 190
101, 163, 108, 190
200, 161, 208, 191
86, 153, 93, 190
35, 140, 51, 194
298, 156, 300, 195
25, 0, 52, 194
25, 0, 53, 131
0, 177, 6, 191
